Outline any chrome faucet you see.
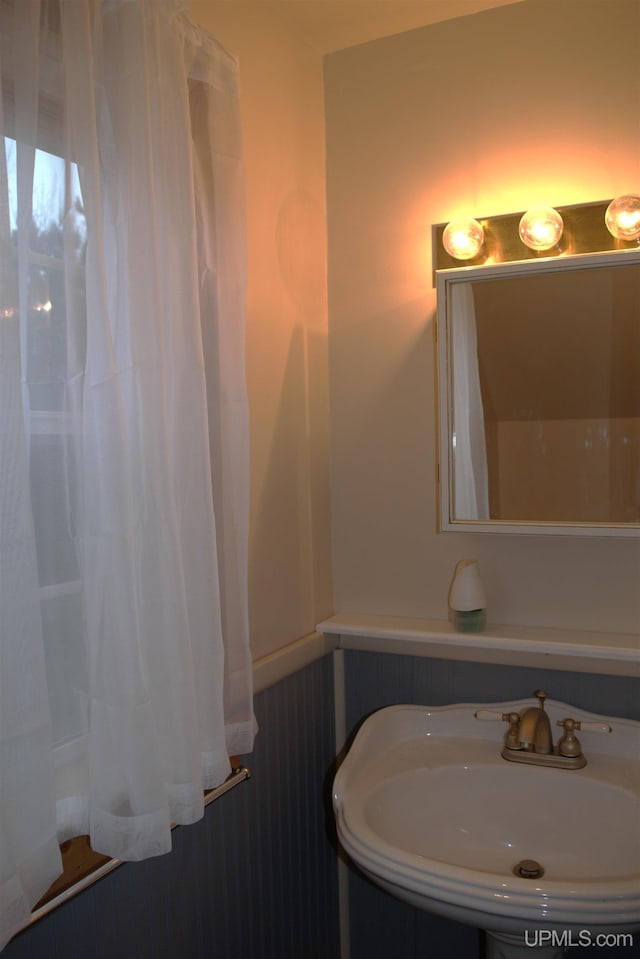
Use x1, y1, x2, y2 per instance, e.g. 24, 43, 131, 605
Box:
474, 690, 612, 770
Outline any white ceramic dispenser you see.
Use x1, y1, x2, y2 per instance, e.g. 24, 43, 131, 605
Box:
449, 559, 486, 633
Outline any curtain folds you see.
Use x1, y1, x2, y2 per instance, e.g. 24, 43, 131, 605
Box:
450, 282, 490, 520
0, 0, 254, 949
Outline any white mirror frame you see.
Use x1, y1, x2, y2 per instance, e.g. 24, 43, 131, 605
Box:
436, 249, 640, 537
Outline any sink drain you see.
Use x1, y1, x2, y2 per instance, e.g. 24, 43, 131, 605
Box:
513, 859, 544, 879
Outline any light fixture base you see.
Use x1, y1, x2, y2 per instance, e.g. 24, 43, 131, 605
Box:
432, 199, 634, 281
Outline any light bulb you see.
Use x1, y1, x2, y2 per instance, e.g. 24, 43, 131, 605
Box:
605, 194, 640, 241
518, 207, 564, 251
442, 218, 484, 260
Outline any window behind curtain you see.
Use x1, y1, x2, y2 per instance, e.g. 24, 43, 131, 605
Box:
1, 3, 254, 947
4, 135, 90, 750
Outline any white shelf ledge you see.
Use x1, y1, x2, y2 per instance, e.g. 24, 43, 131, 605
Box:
316, 613, 640, 678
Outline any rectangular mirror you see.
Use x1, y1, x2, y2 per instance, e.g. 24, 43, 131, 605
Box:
436, 249, 640, 536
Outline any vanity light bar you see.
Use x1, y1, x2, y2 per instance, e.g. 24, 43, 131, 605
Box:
433, 196, 640, 277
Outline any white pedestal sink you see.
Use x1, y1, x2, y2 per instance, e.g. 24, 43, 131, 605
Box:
332, 699, 640, 958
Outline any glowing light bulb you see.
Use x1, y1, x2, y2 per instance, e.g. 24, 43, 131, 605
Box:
605, 194, 640, 240
442, 218, 484, 260
518, 207, 563, 251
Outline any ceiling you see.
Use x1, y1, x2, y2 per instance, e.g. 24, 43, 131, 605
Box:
263, 0, 526, 54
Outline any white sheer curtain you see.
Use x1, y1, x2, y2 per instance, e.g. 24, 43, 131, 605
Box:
450, 282, 490, 520
0, 0, 254, 949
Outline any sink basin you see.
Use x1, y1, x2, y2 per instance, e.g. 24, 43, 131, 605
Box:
333, 699, 640, 943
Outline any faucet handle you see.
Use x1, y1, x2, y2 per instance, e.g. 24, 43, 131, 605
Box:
474, 709, 513, 722
475, 709, 521, 748
556, 717, 612, 759
556, 718, 612, 735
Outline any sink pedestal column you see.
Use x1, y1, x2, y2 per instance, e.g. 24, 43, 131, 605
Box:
485, 930, 564, 959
